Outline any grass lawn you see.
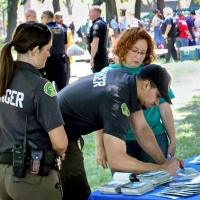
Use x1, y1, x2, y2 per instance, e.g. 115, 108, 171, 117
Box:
1, 42, 200, 193
83, 60, 200, 192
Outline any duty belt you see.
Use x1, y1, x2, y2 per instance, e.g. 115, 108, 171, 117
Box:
0, 152, 13, 165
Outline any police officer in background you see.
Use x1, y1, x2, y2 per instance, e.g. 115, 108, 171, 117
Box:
40, 10, 69, 91
88, 5, 109, 73
0, 22, 68, 200
54, 11, 71, 85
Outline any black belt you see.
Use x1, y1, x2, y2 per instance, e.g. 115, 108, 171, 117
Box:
0, 152, 13, 165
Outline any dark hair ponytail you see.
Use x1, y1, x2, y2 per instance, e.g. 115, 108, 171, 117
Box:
0, 22, 51, 96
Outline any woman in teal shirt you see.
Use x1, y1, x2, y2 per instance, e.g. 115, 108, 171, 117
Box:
95, 27, 176, 168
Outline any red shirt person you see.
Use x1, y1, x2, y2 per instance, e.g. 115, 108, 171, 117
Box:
175, 13, 192, 60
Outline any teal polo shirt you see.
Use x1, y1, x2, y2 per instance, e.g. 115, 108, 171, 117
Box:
102, 63, 175, 141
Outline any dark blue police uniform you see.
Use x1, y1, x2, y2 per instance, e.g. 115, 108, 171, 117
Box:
0, 61, 64, 200
40, 22, 69, 91
59, 23, 71, 85
57, 69, 141, 200
88, 17, 109, 72
186, 17, 196, 46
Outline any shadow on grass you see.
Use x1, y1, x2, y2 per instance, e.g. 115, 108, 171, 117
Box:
173, 95, 200, 159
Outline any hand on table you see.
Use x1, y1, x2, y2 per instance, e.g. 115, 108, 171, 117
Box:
162, 158, 184, 176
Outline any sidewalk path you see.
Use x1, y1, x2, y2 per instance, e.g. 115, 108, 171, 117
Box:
69, 52, 92, 84
163, 60, 200, 104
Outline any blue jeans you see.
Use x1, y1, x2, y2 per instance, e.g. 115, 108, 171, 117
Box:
126, 133, 169, 164
176, 37, 189, 48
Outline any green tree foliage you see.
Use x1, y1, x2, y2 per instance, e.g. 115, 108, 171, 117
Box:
194, 0, 200, 5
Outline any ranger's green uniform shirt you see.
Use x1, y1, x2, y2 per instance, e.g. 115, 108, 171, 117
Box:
102, 63, 175, 141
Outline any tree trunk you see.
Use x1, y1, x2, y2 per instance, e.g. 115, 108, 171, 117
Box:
135, 0, 141, 19
177, 0, 181, 15
6, 0, 19, 42
52, 0, 60, 13
146, 0, 155, 11
66, 0, 72, 15
157, 0, 165, 15
105, 0, 117, 24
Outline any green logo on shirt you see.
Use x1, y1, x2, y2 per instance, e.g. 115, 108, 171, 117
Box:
121, 103, 130, 117
44, 82, 57, 97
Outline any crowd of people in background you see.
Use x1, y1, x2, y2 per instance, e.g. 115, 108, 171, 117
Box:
13, 6, 200, 64
23, 6, 200, 67
152, 7, 199, 63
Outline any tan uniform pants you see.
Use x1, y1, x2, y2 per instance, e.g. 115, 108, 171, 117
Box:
0, 164, 62, 200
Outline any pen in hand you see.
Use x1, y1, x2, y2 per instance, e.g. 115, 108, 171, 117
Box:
167, 154, 185, 169
167, 154, 172, 160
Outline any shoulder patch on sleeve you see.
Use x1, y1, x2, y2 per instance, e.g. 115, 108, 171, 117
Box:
93, 24, 99, 30
44, 82, 57, 97
121, 103, 130, 117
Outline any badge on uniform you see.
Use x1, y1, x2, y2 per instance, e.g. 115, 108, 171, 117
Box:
44, 82, 57, 97
93, 24, 99, 30
121, 103, 130, 117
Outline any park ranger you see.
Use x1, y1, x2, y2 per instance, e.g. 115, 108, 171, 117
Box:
0, 21, 67, 200
58, 64, 184, 200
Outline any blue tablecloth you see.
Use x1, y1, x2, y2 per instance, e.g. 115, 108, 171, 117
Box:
89, 156, 200, 200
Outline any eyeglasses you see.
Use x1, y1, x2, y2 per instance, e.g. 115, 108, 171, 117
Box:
129, 49, 146, 57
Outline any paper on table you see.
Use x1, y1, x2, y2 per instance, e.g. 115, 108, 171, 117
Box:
189, 155, 200, 164
171, 168, 200, 181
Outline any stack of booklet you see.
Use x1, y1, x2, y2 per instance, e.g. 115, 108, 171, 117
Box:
99, 180, 130, 194
99, 172, 132, 194
151, 180, 200, 199
121, 181, 154, 195
99, 172, 154, 195
136, 171, 171, 187
151, 168, 200, 199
